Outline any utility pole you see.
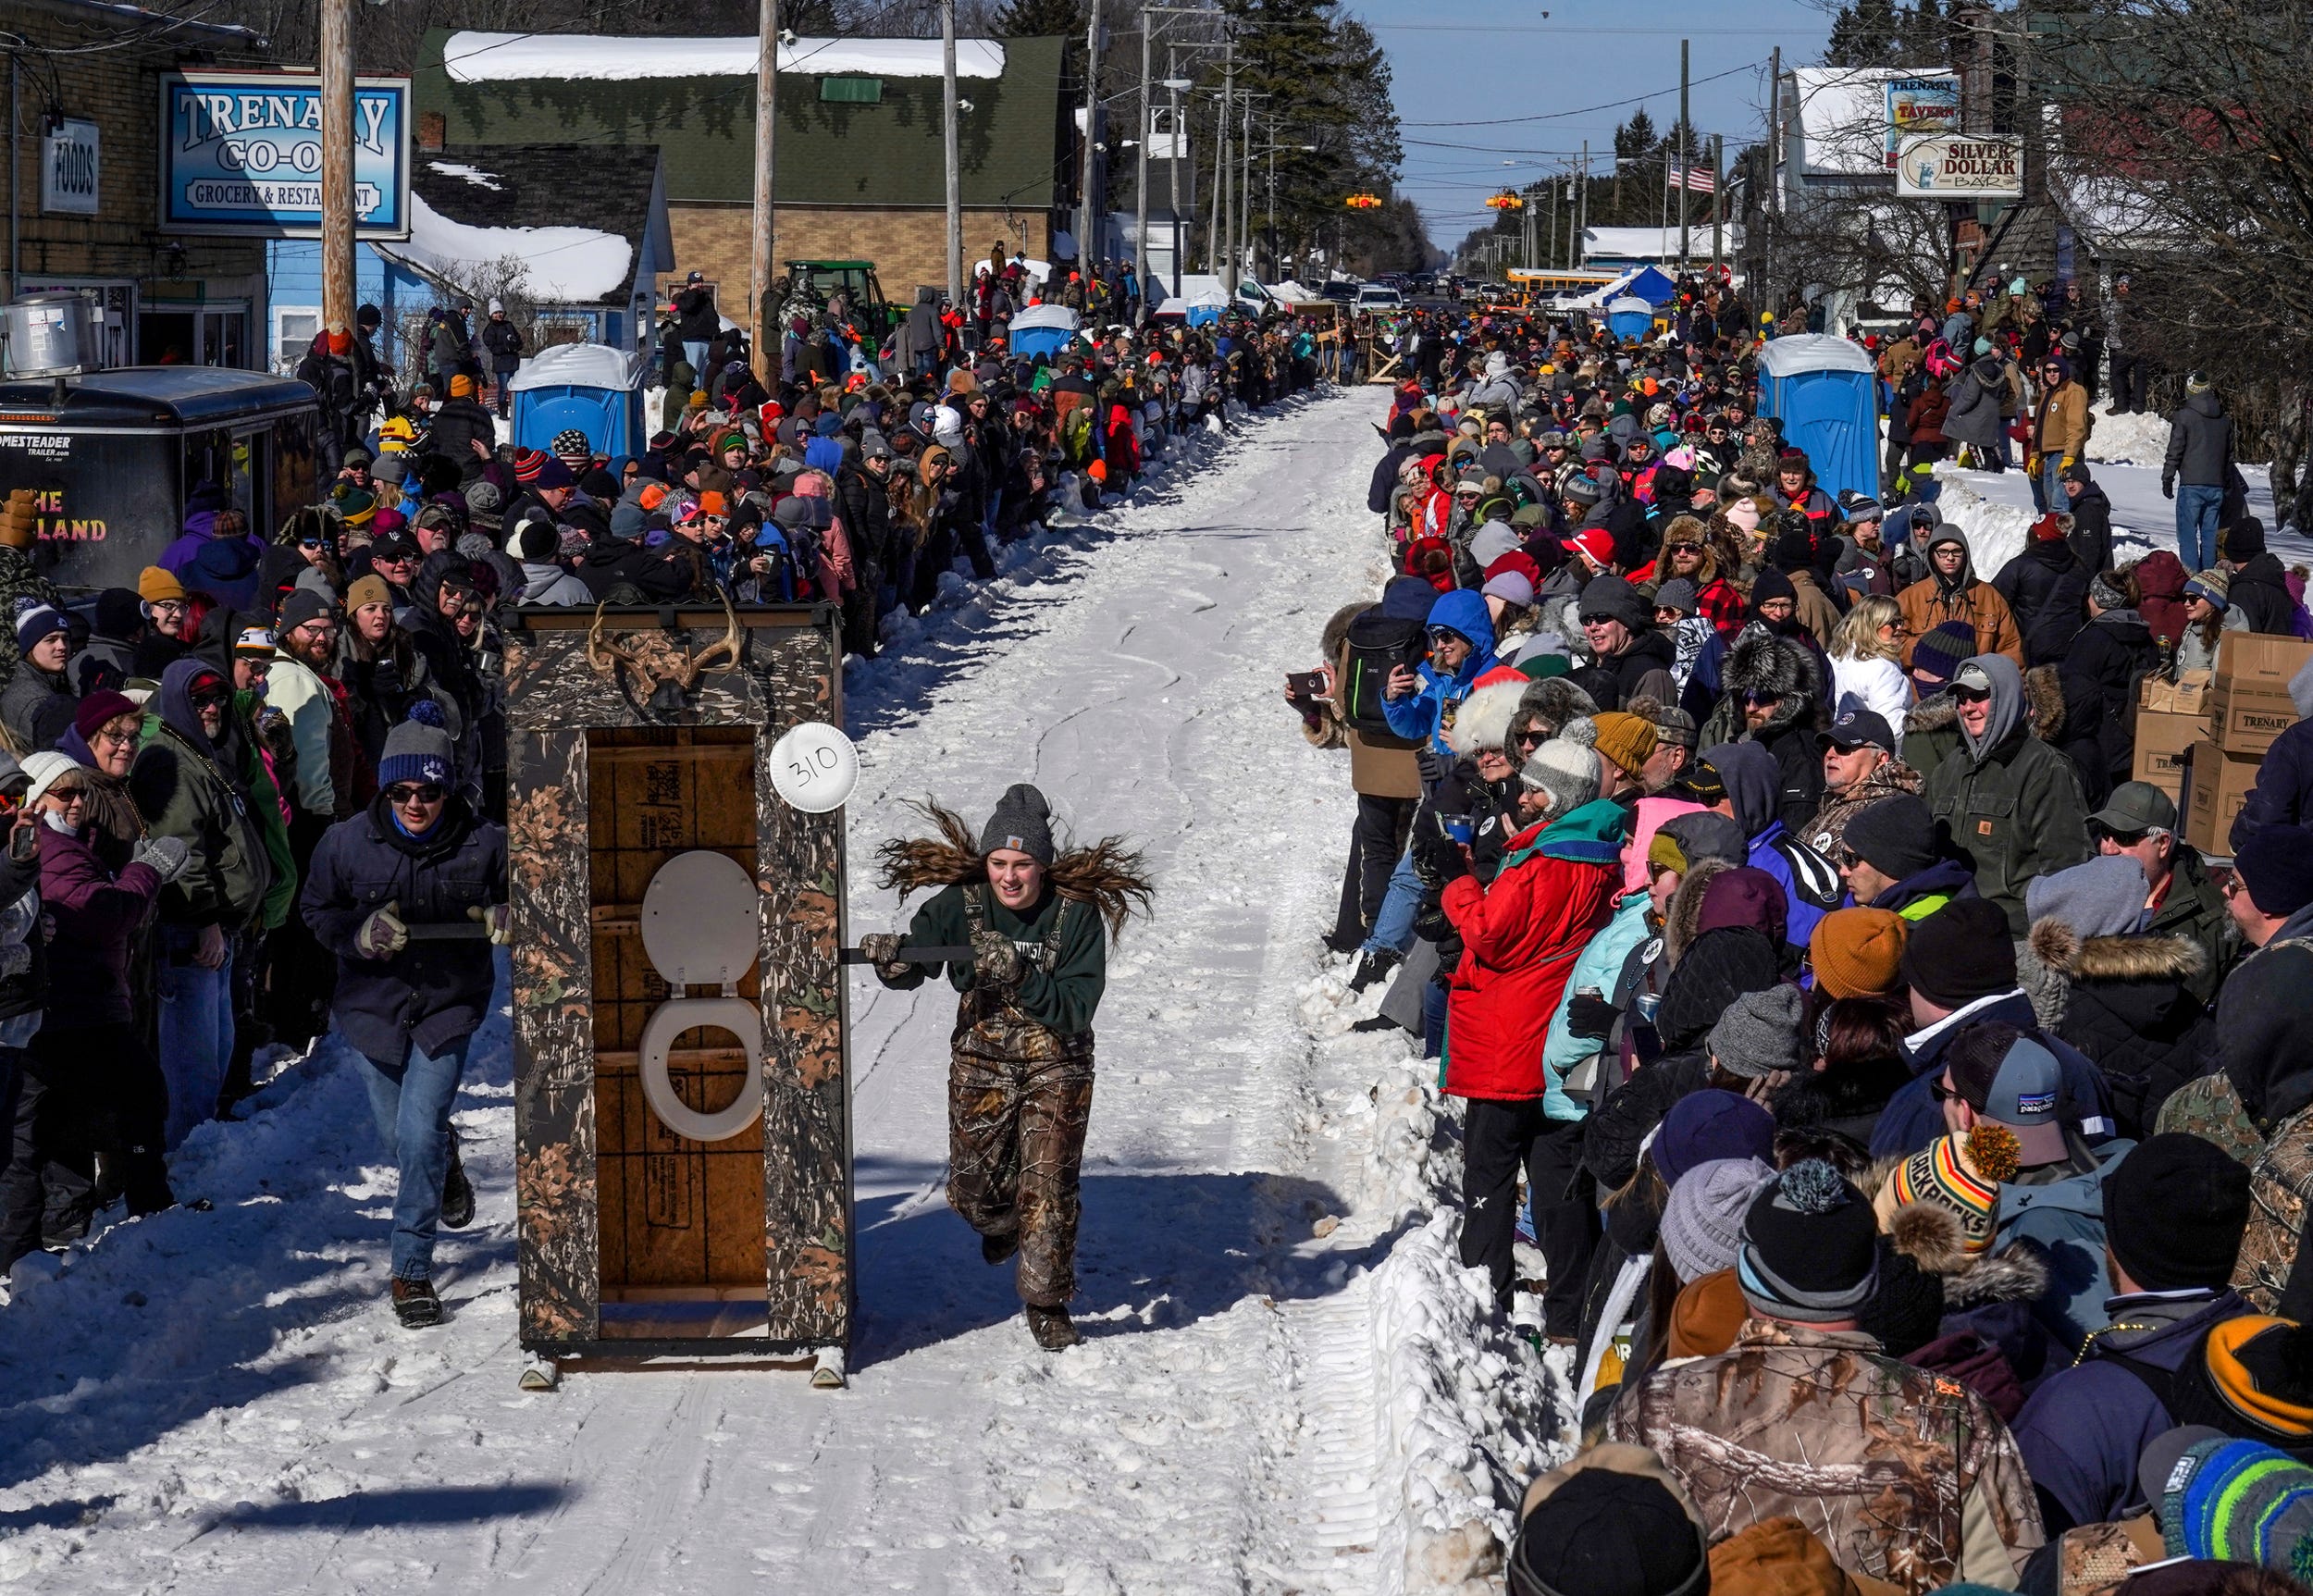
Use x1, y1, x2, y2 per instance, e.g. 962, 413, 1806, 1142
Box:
1577, 140, 1589, 267
1079, 0, 1104, 274
942, 0, 961, 306
1712, 132, 1724, 269
1169, 56, 1183, 298
1218, 39, 1234, 291
1238, 94, 1253, 286
1678, 37, 1690, 269
749, 0, 779, 379
318, 0, 354, 341
1768, 44, 1782, 304
1133, 24, 1150, 305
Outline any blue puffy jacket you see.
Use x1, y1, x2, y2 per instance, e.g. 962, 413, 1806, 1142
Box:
1380, 588, 1497, 754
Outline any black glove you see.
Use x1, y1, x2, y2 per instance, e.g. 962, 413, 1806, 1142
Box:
1564, 992, 1617, 1040
1414, 746, 1444, 786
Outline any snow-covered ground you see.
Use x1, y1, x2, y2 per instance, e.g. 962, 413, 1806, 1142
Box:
1930, 401, 2303, 576
0, 389, 1557, 1593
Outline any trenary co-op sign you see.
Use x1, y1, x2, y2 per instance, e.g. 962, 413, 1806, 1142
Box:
157, 70, 412, 238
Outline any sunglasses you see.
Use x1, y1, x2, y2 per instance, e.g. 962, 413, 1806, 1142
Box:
1665, 541, 1702, 555
386, 782, 445, 805
1952, 687, 1992, 705
1929, 1074, 1961, 1104
300, 537, 328, 550
1426, 627, 1463, 645
188, 686, 230, 710
1740, 690, 1781, 707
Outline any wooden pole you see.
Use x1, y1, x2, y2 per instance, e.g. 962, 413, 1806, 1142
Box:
750, 0, 779, 380
942, 0, 961, 305
1678, 37, 1690, 269
1080, 0, 1103, 276
1133, 25, 1150, 310
318, 0, 354, 340
1712, 132, 1724, 268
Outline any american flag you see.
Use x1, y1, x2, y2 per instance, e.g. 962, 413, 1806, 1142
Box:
1664, 166, 1717, 193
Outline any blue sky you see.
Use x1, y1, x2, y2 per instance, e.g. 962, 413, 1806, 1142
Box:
1350, 0, 1833, 248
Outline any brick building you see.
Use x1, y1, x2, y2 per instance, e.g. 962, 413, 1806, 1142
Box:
413, 31, 1071, 323
3, 0, 273, 367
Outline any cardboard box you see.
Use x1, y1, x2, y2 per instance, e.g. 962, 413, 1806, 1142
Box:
2133, 704, 2206, 797
2183, 739, 2263, 855
2211, 635, 2313, 757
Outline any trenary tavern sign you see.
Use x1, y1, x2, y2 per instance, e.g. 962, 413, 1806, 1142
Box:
158, 70, 412, 239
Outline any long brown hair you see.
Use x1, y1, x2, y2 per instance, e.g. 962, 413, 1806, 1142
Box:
874, 798, 1156, 942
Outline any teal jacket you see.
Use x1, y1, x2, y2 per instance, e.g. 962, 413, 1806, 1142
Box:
1998, 1136, 2135, 1352
1538, 892, 1652, 1121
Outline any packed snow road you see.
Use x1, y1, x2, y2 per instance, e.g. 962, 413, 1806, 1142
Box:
0, 388, 1466, 1594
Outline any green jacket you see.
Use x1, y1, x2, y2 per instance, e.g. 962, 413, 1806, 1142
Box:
2147, 843, 2239, 1008
128, 716, 272, 934
232, 691, 299, 931
881, 881, 1107, 1035
1923, 720, 2091, 936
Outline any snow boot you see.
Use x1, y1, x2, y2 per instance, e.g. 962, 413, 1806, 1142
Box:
1026, 1305, 1080, 1351
1348, 947, 1401, 994
440, 1130, 475, 1231
391, 1278, 444, 1329
981, 1230, 1020, 1267
1349, 1013, 1403, 1034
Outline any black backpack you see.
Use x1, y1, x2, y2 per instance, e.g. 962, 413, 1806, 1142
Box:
1340, 607, 1425, 739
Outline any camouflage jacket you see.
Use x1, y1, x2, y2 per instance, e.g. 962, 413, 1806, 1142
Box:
1607, 1318, 2044, 1595
1802, 761, 1925, 865
2154, 1068, 2263, 1169
2234, 1099, 2313, 1313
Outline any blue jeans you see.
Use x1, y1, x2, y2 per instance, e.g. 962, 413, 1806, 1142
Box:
2177, 483, 2224, 573
158, 935, 234, 1151
356, 1035, 472, 1282
681, 340, 709, 383
2033, 452, 2065, 514
1361, 846, 1421, 956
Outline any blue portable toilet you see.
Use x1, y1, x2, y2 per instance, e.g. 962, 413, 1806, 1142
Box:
1757, 333, 1882, 503
1008, 304, 1082, 361
1605, 296, 1657, 342
509, 343, 647, 461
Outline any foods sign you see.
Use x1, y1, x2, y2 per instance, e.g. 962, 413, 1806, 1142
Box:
157, 71, 410, 239
1896, 133, 2023, 200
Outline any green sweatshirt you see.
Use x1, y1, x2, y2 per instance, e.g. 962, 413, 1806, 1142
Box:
880, 881, 1107, 1035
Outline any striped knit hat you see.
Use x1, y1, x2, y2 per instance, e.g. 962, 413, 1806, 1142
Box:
2153, 1434, 2313, 1577
1880, 1126, 2018, 1255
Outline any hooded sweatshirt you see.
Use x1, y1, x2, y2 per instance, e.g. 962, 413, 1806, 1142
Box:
1707, 738, 1840, 950
1380, 588, 1498, 754
1922, 653, 2093, 935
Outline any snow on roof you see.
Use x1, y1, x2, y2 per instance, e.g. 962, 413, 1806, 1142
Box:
1580, 226, 1747, 264
439, 31, 1008, 84
378, 195, 636, 305
427, 160, 504, 192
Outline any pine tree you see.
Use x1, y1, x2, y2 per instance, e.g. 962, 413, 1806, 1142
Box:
992, 0, 1082, 35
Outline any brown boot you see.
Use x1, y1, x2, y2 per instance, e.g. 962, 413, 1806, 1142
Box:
1026, 1305, 1080, 1350
391, 1277, 443, 1329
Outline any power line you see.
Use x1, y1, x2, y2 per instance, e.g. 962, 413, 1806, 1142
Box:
1398, 59, 1763, 128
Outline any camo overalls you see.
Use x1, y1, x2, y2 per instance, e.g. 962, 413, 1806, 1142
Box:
946, 887, 1095, 1307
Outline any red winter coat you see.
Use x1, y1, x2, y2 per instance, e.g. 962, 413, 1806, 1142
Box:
1439, 804, 1622, 1102
2134, 549, 2189, 649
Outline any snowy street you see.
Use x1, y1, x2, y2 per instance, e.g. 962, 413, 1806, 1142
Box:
0, 388, 1552, 1594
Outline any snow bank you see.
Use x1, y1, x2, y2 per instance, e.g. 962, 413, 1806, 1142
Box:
439, 31, 1007, 84
1298, 965, 1567, 1593
2084, 403, 2173, 469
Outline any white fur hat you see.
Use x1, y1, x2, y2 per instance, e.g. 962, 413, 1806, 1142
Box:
1444, 677, 1527, 758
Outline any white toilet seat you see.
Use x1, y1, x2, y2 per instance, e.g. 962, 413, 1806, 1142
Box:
637, 996, 764, 1143
630, 851, 765, 1144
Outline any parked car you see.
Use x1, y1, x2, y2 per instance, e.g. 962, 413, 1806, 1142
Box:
1355, 285, 1405, 312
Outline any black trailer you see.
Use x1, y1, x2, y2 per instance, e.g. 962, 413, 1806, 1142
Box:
0, 367, 319, 591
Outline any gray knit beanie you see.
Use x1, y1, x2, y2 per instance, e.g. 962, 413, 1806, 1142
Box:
1660, 1157, 1777, 1285
1706, 982, 1807, 1079
2088, 570, 2130, 613
1519, 736, 1600, 822
981, 783, 1056, 866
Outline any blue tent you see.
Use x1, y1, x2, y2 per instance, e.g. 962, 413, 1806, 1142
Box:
1756, 334, 1880, 503
509, 343, 646, 461
1617, 266, 1677, 304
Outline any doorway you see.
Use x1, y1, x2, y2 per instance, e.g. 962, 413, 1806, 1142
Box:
138, 304, 251, 368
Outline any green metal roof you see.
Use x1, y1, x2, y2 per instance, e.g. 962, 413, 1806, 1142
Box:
414, 31, 1067, 210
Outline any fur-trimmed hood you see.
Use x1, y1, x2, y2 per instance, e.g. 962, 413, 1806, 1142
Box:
2022, 663, 2066, 742
1905, 690, 1958, 736
2028, 918, 2207, 984
1663, 855, 1737, 965
1318, 600, 1366, 667
1720, 629, 1817, 736
1891, 1203, 2052, 1307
